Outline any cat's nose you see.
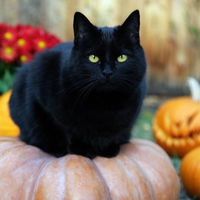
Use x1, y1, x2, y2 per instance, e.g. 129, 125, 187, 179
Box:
102, 66, 113, 79
102, 71, 113, 79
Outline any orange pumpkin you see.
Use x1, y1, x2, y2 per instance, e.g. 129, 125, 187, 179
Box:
180, 147, 200, 199
0, 90, 20, 137
153, 78, 200, 157
0, 137, 180, 199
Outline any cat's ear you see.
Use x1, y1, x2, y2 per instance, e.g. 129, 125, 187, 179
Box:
120, 10, 140, 38
73, 12, 95, 39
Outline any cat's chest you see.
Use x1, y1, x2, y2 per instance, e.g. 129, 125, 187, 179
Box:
83, 92, 131, 109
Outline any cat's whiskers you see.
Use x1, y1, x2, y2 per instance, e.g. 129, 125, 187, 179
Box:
81, 80, 98, 103
120, 76, 139, 86
56, 75, 91, 95
69, 79, 98, 114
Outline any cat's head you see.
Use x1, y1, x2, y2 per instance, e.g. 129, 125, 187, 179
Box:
69, 10, 146, 94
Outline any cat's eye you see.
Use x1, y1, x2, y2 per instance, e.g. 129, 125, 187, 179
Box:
88, 55, 100, 63
117, 55, 128, 63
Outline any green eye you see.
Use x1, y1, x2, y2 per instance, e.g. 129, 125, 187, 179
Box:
117, 55, 128, 63
88, 55, 99, 63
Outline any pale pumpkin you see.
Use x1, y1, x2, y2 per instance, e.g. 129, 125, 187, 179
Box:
153, 78, 200, 157
0, 90, 20, 137
180, 147, 200, 199
0, 137, 180, 200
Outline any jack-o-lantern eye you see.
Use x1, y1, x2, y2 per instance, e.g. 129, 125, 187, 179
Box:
117, 54, 128, 63
88, 55, 99, 63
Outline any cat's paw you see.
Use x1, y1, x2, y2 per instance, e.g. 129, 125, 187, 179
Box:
69, 143, 96, 159
99, 144, 120, 158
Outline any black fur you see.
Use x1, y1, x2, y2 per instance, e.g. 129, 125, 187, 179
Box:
9, 10, 146, 159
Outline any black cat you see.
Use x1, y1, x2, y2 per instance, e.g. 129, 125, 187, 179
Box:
9, 10, 146, 159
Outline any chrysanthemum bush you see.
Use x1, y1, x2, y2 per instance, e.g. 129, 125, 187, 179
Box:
0, 23, 61, 94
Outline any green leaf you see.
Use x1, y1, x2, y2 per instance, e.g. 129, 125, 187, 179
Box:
0, 69, 16, 95
0, 60, 18, 94
0, 60, 17, 78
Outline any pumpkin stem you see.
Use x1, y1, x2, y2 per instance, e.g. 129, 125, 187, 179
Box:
187, 77, 200, 101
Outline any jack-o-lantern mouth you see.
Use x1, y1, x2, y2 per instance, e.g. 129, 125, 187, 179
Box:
153, 97, 200, 157
153, 78, 200, 158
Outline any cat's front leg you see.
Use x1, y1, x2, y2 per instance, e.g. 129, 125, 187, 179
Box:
98, 143, 120, 158
69, 138, 96, 159
69, 137, 120, 159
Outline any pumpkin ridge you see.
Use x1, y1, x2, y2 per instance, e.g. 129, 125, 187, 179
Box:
92, 158, 112, 198
130, 139, 172, 163
0, 140, 26, 157
0, 136, 19, 143
119, 152, 157, 199
62, 155, 112, 200
121, 140, 180, 200
94, 154, 149, 199
0, 137, 180, 199
30, 156, 55, 200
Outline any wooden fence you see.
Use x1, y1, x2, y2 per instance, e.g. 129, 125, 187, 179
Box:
0, 0, 200, 95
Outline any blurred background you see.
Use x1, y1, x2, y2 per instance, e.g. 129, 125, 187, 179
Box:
1, 2, 199, 198
0, 0, 200, 96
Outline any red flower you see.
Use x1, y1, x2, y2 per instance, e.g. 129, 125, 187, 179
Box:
0, 23, 61, 64
1, 26, 18, 45
16, 37, 32, 54
0, 23, 7, 40
33, 27, 61, 52
19, 53, 33, 63
34, 38, 48, 52
0, 45, 18, 63
0, 23, 7, 30
16, 24, 37, 39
